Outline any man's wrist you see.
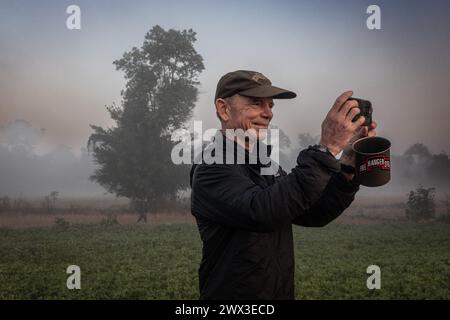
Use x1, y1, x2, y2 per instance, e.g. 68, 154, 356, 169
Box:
318, 141, 340, 157
310, 144, 336, 158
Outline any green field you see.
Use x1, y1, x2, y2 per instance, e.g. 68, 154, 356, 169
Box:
0, 223, 449, 299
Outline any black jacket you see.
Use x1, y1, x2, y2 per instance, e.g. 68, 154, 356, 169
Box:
190, 135, 360, 299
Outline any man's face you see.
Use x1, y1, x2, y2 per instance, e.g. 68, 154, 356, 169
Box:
223, 94, 274, 140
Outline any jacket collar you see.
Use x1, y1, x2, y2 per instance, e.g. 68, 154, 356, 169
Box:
213, 131, 273, 168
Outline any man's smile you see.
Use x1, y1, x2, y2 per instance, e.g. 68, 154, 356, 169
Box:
251, 122, 269, 129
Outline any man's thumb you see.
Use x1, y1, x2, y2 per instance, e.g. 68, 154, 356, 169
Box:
364, 127, 369, 136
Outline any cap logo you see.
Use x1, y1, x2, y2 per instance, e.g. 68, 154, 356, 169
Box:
251, 73, 267, 83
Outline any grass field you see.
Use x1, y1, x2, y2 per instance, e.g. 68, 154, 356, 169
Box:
0, 222, 449, 299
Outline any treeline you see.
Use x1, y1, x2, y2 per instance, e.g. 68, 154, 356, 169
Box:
392, 143, 450, 190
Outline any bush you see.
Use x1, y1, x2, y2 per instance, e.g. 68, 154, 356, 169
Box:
53, 217, 70, 230
405, 185, 436, 221
100, 213, 119, 226
0, 196, 11, 213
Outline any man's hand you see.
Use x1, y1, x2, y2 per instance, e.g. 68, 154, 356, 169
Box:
340, 120, 378, 165
319, 91, 366, 156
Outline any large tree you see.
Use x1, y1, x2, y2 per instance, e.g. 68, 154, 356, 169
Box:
88, 25, 204, 215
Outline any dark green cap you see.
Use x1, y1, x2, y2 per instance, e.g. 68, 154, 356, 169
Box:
214, 70, 297, 101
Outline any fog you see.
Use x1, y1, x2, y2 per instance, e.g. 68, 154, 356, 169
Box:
1, 119, 449, 200
0, 120, 104, 198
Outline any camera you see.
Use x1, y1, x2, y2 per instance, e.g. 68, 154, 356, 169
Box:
348, 97, 372, 127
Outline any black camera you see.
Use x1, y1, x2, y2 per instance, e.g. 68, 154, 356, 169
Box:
348, 97, 372, 127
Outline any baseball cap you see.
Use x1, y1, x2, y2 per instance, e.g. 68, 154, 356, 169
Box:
214, 70, 297, 101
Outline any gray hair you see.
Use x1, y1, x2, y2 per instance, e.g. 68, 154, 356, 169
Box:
216, 95, 237, 121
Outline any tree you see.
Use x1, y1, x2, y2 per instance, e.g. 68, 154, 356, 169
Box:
405, 185, 436, 221
88, 25, 204, 218
297, 132, 319, 150
41, 191, 59, 212
0, 196, 11, 213
268, 125, 295, 171
404, 143, 431, 158
269, 125, 291, 151
428, 152, 450, 187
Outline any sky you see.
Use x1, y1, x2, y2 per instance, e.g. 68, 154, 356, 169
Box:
1, 0, 449, 156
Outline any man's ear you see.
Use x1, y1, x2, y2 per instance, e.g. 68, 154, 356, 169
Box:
215, 98, 230, 121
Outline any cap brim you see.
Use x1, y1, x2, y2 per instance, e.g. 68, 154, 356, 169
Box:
238, 85, 297, 99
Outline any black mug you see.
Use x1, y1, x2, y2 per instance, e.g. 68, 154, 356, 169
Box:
352, 136, 391, 187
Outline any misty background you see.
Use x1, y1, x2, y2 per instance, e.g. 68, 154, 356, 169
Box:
1, 0, 449, 200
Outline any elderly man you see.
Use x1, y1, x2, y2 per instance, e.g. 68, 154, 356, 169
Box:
190, 70, 377, 299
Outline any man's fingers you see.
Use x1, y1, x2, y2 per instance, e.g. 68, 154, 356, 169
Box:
358, 126, 368, 136
345, 107, 360, 122
368, 130, 377, 137
330, 90, 353, 114
340, 99, 359, 118
351, 115, 365, 131
365, 121, 377, 137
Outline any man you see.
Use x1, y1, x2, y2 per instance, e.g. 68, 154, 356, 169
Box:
190, 70, 377, 299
